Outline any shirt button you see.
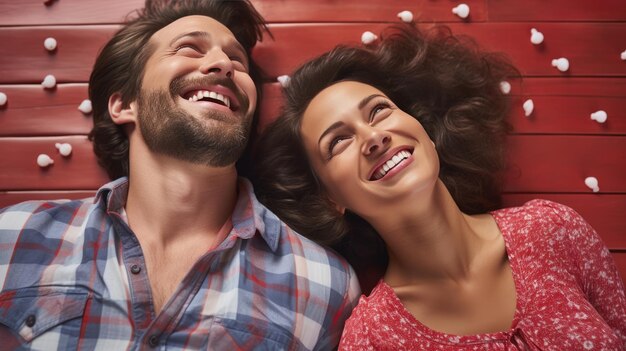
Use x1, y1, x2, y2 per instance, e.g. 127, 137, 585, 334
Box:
130, 264, 142, 274
25, 314, 36, 327
148, 335, 159, 347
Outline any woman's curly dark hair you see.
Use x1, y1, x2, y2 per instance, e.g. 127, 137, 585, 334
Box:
252, 24, 518, 288
88, 0, 268, 180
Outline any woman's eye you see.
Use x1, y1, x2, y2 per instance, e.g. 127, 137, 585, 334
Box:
328, 137, 349, 158
370, 102, 391, 121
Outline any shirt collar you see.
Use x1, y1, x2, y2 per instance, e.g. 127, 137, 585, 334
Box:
94, 177, 128, 214
93, 177, 281, 252
231, 178, 281, 251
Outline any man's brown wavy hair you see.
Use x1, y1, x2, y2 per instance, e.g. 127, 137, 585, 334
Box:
88, 0, 268, 180
252, 24, 518, 288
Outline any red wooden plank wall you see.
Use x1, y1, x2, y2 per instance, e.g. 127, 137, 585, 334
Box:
0, 0, 625, 284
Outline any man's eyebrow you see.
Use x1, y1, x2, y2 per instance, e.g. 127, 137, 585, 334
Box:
168, 30, 247, 56
169, 31, 211, 47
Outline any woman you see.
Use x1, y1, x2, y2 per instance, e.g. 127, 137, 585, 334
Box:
253, 25, 626, 349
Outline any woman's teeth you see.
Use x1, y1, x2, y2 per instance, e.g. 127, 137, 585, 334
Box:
372, 150, 411, 180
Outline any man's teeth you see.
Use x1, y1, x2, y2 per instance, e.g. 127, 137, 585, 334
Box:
187, 90, 231, 108
373, 150, 411, 180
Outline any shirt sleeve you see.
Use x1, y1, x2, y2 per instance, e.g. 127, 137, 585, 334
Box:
550, 202, 626, 344
314, 264, 361, 351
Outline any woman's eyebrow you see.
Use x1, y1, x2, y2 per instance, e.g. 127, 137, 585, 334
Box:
318, 121, 345, 145
358, 94, 385, 109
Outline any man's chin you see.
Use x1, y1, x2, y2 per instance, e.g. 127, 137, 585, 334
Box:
137, 89, 251, 167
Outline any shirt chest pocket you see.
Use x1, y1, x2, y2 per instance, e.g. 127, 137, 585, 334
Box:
0, 287, 89, 345
205, 317, 306, 351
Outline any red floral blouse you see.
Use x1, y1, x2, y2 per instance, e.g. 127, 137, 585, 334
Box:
339, 200, 626, 350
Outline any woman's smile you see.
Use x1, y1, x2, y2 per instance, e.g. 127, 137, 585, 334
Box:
369, 147, 414, 181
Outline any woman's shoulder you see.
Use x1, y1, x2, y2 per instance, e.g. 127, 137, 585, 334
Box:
492, 199, 585, 229
345, 280, 396, 323
492, 199, 597, 255
340, 280, 408, 347
494, 198, 573, 215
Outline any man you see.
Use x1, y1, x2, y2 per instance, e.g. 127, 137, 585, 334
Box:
0, 1, 360, 349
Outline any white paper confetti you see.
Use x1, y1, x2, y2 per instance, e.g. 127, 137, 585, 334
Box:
361, 31, 378, 45
277, 75, 291, 88
530, 28, 544, 45
397, 10, 413, 23
78, 99, 92, 114
551, 58, 569, 72
523, 99, 534, 117
55, 143, 73, 156
44, 37, 57, 51
590, 110, 607, 123
41, 74, 57, 89
37, 154, 54, 167
452, 4, 470, 19
584, 177, 599, 192
499, 81, 511, 95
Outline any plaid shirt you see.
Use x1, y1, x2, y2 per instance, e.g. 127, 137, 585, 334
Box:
0, 177, 360, 350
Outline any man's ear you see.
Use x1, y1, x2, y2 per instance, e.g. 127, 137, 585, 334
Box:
108, 92, 137, 125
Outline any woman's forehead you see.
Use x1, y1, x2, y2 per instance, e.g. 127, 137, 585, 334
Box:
308, 81, 384, 112
301, 81, 386, 136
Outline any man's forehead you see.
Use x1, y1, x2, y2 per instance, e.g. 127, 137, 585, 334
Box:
151, 15, 238, 46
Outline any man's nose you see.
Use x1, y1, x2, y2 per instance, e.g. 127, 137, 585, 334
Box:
199, 48, 233, 78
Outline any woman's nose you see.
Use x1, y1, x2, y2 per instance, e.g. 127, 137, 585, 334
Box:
199, 48, 233, 78
362, 127, 391, 156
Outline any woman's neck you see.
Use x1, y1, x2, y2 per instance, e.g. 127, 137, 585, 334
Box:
370, 180, 491, 285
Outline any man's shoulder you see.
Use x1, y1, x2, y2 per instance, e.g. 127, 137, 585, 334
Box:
268, 222, 360, 295
2, 197, 92, 210
259, 208, 347, 267
256, 218, 362, 337
0, 197, 97, 235
245, 182, 351, 271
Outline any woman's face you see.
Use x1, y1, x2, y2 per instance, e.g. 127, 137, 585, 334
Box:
300, 80, 440, 220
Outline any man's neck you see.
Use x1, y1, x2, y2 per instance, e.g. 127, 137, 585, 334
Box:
124, 154, 238, 249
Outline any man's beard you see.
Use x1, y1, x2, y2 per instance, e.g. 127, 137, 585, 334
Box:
136, 81, 252, 168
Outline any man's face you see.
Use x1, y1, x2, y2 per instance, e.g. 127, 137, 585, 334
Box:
136, 15, 257, 167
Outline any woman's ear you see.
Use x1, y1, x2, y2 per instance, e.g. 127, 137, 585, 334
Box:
327, 196, 346, 215
108, 92, 137, 125
317, 180, 346, 215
